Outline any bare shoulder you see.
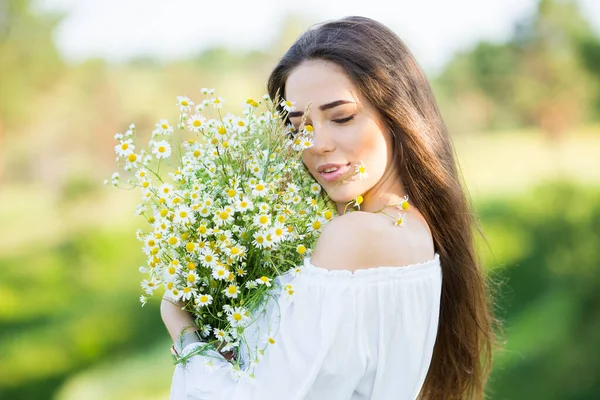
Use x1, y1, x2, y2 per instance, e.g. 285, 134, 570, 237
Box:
309, 209, 435, 272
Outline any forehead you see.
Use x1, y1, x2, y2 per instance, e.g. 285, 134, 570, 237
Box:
284, 60, 359, 108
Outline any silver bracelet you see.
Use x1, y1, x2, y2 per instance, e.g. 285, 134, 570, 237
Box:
171, 330, 202, 356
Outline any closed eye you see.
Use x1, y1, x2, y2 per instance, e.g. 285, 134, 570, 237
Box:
333, 115, 355, 124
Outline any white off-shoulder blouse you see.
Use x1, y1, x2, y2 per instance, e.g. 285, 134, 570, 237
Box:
170, 253, 442, 400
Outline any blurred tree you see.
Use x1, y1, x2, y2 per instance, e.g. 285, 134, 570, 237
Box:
0, 0, 65, 182
482, 182, 600, 399
512, 0, 597, 141
435, 0, 600, 139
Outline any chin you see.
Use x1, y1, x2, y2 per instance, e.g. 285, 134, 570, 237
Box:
323, 184, 364, 204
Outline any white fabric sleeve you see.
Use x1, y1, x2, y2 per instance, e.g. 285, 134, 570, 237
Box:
170, 255, 442, 400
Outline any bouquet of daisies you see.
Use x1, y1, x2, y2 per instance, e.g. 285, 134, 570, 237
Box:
107, 89, 347, 376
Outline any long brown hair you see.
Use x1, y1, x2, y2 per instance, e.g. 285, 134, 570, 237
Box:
267, 16, 501, 399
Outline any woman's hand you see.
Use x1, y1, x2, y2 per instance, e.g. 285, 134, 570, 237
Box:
160, 296, 236, 361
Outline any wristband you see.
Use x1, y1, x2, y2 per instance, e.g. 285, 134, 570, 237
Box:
171, 330, 202, 356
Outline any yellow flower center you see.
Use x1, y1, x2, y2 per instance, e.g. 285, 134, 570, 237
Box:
193, 119, 201, 127
181, 100, 189, 106
198, 225, 207, 234
227, 189, 236, 197
297, 245, 306, 254
158, 146, 166, 153
186, 242, 195, 252
324, 211, 333, 220
161, 123, 168, 129
218, 126, 227, 135
206, 255, 213, 262
304, 125, 313, 132
312, 221, 321, 230
220, 211, 229, 220
147, 239, 155, 247
187, 274, 196, 283
275, 228, 283, 236
231, 247, 239, 255
168, 266, 176, 274
255, 184, 264, 191
169, 237, 178, 245
233, 313, 242, 321
256, 236, 264, 244
268, 337, 275, 344
179, 211, 187, 218
128, 153, 137, 162
121, 143, 129, 150
259, 215, 268, 225
200, 295, 208, 303
401, 201, 409, 210
227, 286, 237, 294
187, 262, 196, 270
167, 282, 174, 290
193, 150, 201, 157
142, 181, 149, 188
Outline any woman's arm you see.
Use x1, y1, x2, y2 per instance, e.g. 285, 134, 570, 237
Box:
160, 297, 198, 342
161, 296, 236, 361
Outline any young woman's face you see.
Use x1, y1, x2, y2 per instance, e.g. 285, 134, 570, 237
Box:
285, 59, 395, 206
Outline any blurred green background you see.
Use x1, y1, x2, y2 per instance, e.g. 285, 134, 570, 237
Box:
1, 0, 599, 399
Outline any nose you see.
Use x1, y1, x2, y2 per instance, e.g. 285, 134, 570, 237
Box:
307, 123, 335, 154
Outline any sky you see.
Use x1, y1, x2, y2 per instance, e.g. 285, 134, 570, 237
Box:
37, 0, 600, 73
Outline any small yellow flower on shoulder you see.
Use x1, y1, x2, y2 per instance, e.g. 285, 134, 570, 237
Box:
394, 213, 408, 227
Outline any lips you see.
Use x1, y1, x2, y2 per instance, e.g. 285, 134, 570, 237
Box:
317, 162, 351, 182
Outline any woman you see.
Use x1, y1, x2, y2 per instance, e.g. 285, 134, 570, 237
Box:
162, 16, 498, 399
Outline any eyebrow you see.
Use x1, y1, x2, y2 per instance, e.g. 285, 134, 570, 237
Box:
287, 100, 355, 118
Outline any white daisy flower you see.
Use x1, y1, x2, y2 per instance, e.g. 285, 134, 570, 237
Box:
139, 295, 147, 306
280, 99, 296, 112
255, 276, 271, 287
157, 183, 174, 197
165, 287, 183, 302
307, 217, 325, 233
152, 140, 172, 159
300, 136, 314, 150
141, 278, 159, 295
396, 195, 410, 211
226, 306, 249, 327
354, 161, 369, 180
185, 271, 200, 285
257, 202, 270, 213
212, 97, 225, 108
253, 214, 271, 228
245, 280, 258, 289
174, 205, 195, 225
234, 197, 253, 213
213, 207, 234, 227
154, 119, 173, 136
252, 232, 267, 249
394, 212, 407, 227
251, 181, 268, 197
223, 284, 240, 299
114, 132, 124, 140
200, 249, 218, 268
195, 294, 213, 307
187, 114, 205, 133
271, 223, 287, 242
181, 286, 197, 301
166, 235, 182, 248
176, 96, 194, 112
115, 139, 134, 157
211, 264, 228, 281
310, 183, 322, 195
164, 260, 182, 280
